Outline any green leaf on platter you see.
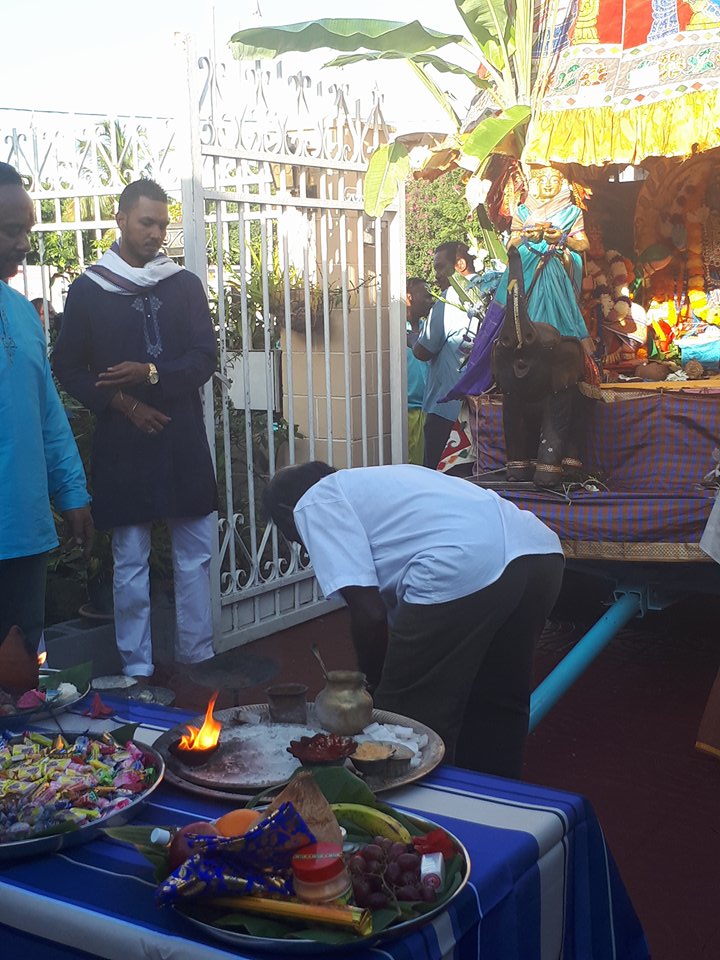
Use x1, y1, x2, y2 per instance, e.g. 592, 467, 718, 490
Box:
40, 661, 92, 693
229, 19, 464, 61
102, 825, 171, 881
461, 105, 531, 162
212, 911, 293, 937
324, 51, 489, 87
364, 141, 410, 218
287, 926, 360, 943
109, 722, 139, 745
310, 766, 378, 806
371, 906, 402, 932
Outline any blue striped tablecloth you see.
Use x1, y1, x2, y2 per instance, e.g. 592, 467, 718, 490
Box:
0, 697, 650, 960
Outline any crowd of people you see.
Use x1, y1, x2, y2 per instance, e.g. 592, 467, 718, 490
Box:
1, 160, 569, 778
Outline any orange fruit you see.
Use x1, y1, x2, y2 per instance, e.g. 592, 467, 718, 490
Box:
215, 807, 262, 837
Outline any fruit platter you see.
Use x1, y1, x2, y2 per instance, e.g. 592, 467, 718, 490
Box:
0, 730, 165, 861
106, 765, 469, 953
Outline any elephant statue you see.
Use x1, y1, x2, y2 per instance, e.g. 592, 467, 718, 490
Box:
491, 246, 589, 489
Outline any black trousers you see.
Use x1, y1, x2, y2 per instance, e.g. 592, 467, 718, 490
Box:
0, 553, 48, 650
423, 413, 454, 470
374, 553, 565, 779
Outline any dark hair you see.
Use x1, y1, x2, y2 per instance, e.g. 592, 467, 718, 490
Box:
0, 162, 23, 188
262, 461, 336, 527
117, 178, 168, 212
434, 241, 471, 265
407, 276, 428, 293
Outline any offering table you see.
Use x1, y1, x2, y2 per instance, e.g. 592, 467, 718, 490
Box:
0, 696, 649, 960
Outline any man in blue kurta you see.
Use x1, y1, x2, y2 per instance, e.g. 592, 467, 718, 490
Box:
0, 162, 93, 654
53, 179, 218, 681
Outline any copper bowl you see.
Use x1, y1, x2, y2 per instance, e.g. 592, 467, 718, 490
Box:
287, 733, 357, 766
168, 738, 220, 767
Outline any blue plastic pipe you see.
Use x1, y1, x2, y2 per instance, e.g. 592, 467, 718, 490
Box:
529, 591, 643, 731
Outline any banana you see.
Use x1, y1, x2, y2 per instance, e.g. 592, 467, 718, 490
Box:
330, 803, 412, 844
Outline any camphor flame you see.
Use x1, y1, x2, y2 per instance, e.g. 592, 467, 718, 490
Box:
37, 651, 47, 666
178, 690, 222, 750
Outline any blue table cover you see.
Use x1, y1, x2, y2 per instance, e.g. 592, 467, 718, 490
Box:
0, 697, 650, 960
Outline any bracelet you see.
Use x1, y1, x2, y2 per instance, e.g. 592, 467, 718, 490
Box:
129, 400, 140, 418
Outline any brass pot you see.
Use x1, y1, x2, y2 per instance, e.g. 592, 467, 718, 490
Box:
314, 670, 373, 735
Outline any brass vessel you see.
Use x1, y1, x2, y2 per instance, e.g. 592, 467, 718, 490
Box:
314, 670, 373, 735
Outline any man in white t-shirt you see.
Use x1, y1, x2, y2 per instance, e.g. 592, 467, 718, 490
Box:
263, 462, 564, 778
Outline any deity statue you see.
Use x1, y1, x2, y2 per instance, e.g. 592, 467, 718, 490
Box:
504, 165, 593, 353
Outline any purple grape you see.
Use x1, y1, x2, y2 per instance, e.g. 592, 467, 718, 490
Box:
367, 892, 390, 910
352, 877, 372, 906
366, 860, 384, 875
397, 852, 420, 872
385, 861, 402, 884
396, 884, 422, 901
348, 854, 367, 875
363, 843, 384, 862
421, 886, 438, 903
401, 870, 419, 886
389, 842, 408, 860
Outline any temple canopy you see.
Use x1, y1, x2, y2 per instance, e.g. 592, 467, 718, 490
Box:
524, 0, 720, 168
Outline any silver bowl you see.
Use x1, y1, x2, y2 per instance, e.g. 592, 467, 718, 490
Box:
0, 737, 165, 861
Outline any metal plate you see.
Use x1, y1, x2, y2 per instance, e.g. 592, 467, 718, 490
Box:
174, 812, 469, 954
0, 739, 165, 861
2, 670, 91, 728
155, 704, 444, 797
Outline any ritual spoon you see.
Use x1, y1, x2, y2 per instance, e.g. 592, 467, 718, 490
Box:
311, 644, 330, 681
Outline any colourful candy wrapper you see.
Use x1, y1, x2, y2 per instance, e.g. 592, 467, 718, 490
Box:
156, 802, 316, 905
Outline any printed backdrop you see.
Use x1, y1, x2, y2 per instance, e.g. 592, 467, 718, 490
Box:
524, 0, 720, 166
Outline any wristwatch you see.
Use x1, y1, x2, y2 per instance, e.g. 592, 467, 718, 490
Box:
146, 363, 159, 385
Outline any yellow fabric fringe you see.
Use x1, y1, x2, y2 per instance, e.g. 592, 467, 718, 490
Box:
524, 89, 720, 168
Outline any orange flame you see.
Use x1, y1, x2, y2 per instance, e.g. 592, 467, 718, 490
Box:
178, 690, 222, 750
37, 651, 47, 666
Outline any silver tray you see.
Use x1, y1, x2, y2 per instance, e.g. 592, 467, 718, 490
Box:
0, 738, 165, 861
154, 704, 445, 797
2, 668, 90, 727
174, 811, 470, 954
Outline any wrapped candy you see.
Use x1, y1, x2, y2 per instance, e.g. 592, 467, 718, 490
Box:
157, 802, 316, 905
0, 733, 158, 843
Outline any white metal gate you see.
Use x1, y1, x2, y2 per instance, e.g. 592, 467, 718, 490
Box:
177, 40, 407, 651
2, 43, 407, 651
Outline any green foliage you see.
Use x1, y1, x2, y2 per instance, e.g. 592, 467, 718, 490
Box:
364, 142, 410, 219
229, 19, 464, 60
405, 170, 470, 281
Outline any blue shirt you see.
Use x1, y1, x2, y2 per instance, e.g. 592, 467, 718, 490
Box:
416, 297, 470, 421
0, 283, 89, 560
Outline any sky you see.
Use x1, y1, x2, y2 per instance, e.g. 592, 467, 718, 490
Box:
1, 1, 472, 132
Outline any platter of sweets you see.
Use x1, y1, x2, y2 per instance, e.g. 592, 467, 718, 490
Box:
107, 768, 470, 954
0, 731, 164, 861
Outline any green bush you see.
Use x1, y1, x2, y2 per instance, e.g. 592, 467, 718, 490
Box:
405, 170, 471, 283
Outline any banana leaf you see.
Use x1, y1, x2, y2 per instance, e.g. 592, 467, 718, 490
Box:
455, 0, 514, 74
324, 51, 490, 88
229, 19, 464, 61
364, 141, 410, 218
40, 661, 92, 693
462, 104, 531, 162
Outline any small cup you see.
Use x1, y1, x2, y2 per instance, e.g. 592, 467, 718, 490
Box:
266, 683, 309, 724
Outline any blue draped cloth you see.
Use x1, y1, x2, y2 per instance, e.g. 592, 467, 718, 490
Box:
448, 201, 589, 400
